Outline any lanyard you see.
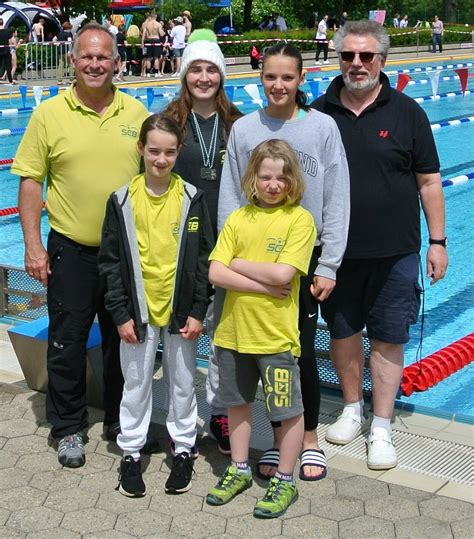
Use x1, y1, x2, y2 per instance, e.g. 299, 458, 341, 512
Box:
191, 111, 219, 169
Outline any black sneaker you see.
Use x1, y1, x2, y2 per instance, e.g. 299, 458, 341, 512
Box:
105, 422, 160, 455
209, 415, 231, 455
104, 421, 121, 442
165, 452, 194, 494
118, 456, 146, 497
170, 440, 199, 459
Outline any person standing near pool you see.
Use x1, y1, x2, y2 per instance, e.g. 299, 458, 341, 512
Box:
163, 29, 242, 455
218, 42, 350, 481
312, 20, 448, 470
431, 15, 444, 53
13, 23, 149, 468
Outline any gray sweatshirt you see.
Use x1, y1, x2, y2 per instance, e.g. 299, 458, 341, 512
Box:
217, 108, 350, 280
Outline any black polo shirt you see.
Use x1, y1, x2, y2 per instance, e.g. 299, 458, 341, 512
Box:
312, 73, 440, 259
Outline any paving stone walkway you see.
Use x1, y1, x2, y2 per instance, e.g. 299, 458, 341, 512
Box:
0, 382, 473, 538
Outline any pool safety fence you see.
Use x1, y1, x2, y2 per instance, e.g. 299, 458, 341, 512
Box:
5, 37, 472, 81
22, 41, 73, 82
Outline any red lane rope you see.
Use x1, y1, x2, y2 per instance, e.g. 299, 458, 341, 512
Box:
0, 206, 19, 217
0, 158, 14, 166
400, 333, 474, 396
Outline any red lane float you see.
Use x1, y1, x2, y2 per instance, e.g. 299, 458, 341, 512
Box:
0, 158, 14, 166
400, 333, 474, 396
0, 206, 19, 217
0, 202, 46, 217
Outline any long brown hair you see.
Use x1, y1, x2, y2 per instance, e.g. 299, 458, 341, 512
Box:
163, 78, 242, 140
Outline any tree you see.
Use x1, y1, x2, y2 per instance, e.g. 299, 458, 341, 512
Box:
243, 0, 253, 30
46, 0, 110, 23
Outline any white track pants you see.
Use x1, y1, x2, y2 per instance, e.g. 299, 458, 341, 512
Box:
117, 324, 198, 459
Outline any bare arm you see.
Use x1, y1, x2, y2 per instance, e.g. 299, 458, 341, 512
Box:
416, 171, 448, 285
229, 259, 296, 285
209, 261, 291, 299
18, 177, 49, 285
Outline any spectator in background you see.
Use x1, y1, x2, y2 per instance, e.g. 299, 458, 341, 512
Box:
400, 15, 409, 29
115, 24, 128, 81
393, 13, 400, 28
170, 16, 186, 76
259, 15, 274, 31
315, 15, 330, 65
273, 12, 288, 32
0, 18, 13, 84
431, 15, 444, 53
53, 21, 73, 85
182, 10, 192, 39
141, 11, 165, 77
105, 16, 118, 36
327, 15, 338, 31
339, 12, 348, 28
32, 17, 45, 42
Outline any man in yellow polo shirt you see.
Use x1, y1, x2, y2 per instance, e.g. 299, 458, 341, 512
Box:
13, 23, 149, 468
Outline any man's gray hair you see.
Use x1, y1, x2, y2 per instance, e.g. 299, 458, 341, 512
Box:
71, 22, 118, 59
333, 20, 390, 57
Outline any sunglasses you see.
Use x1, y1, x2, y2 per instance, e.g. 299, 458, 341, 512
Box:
339, 51, 381, 63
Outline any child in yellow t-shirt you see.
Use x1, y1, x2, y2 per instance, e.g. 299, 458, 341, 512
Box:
206, 139, 316, 518
99, 114, 214, 497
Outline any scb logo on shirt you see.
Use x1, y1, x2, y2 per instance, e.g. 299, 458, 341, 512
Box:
267, 237, 286, 253
120, 124, 138, 138
188, 217, 199, 232
171, 222, 180, 236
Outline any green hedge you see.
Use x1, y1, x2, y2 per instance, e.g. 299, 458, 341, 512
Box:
214, 26, 473, 56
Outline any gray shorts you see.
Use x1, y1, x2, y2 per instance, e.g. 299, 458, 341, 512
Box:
216, 347, 304, 422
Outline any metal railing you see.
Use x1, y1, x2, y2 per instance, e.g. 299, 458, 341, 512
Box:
0, 264, 47, 319
23, 41, 73, 82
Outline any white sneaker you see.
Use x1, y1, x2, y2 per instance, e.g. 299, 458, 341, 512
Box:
315, 61, 322, 65
323, 60, 330, 65
367, 428, 397, 470
325, 407, 368, 445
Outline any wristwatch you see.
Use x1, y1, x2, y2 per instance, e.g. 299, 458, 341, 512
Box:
429, 237, 447, 247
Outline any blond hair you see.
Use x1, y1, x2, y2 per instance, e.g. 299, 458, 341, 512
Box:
242, 139, 305, 206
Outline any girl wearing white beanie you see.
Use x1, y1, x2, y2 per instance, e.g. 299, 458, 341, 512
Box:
163, 30, 242, 456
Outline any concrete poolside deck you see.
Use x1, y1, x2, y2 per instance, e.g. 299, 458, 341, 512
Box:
0, 319, 473, 537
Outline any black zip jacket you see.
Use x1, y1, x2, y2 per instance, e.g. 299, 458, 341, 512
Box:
98, 176, 214, 342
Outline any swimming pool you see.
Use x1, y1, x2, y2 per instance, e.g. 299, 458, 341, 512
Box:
1, 58, 473, 417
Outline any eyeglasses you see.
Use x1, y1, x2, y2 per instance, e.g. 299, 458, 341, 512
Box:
339, 51, 381, 63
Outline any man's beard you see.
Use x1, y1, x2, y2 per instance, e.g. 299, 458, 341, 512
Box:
343, 71, 380, 92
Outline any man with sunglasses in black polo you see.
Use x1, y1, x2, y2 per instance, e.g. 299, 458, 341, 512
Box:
311, 20, 447, 470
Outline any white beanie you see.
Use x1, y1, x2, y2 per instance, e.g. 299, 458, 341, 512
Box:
179, 40, 226, 83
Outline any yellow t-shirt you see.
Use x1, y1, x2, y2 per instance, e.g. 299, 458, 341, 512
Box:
12, 86, 149, 246
129, 174, 183, 327
210, 204, 316, 356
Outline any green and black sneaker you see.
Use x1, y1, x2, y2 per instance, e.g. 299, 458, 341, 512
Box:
254, 477, 298, 518
206, 465, 252, 505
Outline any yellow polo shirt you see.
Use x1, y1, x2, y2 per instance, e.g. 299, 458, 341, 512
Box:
12, 86, 149, 246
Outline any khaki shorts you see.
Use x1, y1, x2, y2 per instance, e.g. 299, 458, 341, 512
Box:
216, 347, 304, 422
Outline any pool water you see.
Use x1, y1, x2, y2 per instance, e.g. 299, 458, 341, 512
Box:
1, 59, 473, 417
